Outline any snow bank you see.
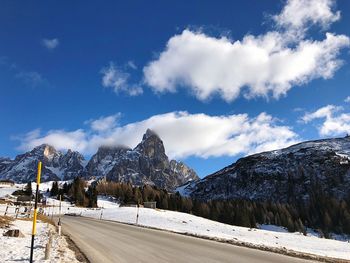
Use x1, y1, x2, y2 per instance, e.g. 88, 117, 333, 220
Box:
0, 186, 19, 198
0, 218, 79, 262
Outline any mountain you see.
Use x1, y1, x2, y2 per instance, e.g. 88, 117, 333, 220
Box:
0, 129, 198, 190
0, 144, 86, 183
85, 129, 199, 190
180, 136, 350, 202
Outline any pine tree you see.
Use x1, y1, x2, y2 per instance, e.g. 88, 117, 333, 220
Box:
50, 181, 59, 196
87, 186, 98, 208
24, 182, 32, 196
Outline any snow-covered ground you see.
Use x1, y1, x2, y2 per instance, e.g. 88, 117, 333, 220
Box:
0, 183, 81, 263
0, 185, 19, 198
0, 181, 71, 200
0, 218, 79, 262
2, 184, 349, 261
39, 196, 350, 261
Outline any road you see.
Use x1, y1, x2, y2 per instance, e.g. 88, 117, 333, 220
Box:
61, 216, 315, 263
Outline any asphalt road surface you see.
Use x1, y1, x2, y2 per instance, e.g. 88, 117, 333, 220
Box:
61, 216, 316, 263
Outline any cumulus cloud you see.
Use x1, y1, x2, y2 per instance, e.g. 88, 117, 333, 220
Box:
302, 105, 342, 122
85, 114, 121, 132
302, 104, 350, 136
143, 0, 349, 102
42, 38, 59, 50
101, 62, 143, 96
17, 129, 88, 153
344, 96, 350, 103
274, 0, 340, 32
16, 112, 299, 159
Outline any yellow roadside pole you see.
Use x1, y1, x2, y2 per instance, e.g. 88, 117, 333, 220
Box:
30, 161, 42, 263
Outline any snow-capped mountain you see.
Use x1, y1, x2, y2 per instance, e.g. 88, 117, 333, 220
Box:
0, 129, 198, 189
85, 129, 199, 190
180, 136, 350, 202
0, 144, 86, 182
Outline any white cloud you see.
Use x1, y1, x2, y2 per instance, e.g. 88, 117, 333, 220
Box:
302, 105, 350, 136
85, 114, 121, 132
42, 38, 59, 50
18, 129, 88, 153
143, 0, 349, 102
344, 96, 350, 103
274, 0, 340, 32
101, 63, 143, 96
16, 112, 299, 159
302, 105, 342, 122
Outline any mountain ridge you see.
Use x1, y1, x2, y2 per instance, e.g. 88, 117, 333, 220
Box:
179, 136, 350, 202
0, 130, 198, 190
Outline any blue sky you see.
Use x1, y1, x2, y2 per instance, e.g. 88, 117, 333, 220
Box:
0, 0, 349, 177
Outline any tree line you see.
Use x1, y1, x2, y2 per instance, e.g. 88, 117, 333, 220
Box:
46, 178, 350, 237
49, 177, 97, 207
95, 181, 350, 237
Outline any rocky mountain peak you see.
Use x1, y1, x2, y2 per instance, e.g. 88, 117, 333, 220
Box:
142, 129, 158, 140
0, 144, 85, 183
136, 129, 166, 160
32, 143, 54, 153
85, 129, 198, 190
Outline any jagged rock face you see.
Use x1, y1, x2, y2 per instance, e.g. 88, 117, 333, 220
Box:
170, 160, 198, 187
86, 129, 199, 190
183, 137, 350, 202
0, 129, 198, 189
85, 146, 132, 178
59, 149, 86, 180
0, 145, 85, 183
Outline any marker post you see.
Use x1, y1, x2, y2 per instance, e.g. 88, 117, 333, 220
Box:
58, 195, 62, 236
30, 161, 42, 263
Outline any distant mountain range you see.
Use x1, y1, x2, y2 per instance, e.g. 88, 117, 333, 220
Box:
0, 129, 198, 190
3, 131, 350, 202
179, 136, 350, 203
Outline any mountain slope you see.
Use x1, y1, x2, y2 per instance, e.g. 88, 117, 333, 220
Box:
85, 129, 198, 190
0, 145, 85, 183
182, 136, 350, 202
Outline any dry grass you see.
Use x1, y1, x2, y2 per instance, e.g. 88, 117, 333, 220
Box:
37, 213, 55, 225
17, 214, 55, 225
16, 213, 55, 226
0, 215, 13, 228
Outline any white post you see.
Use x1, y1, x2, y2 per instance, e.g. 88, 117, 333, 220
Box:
136, 203, 139, 225
58, 195, 62, 236
4, 204, 8, 216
